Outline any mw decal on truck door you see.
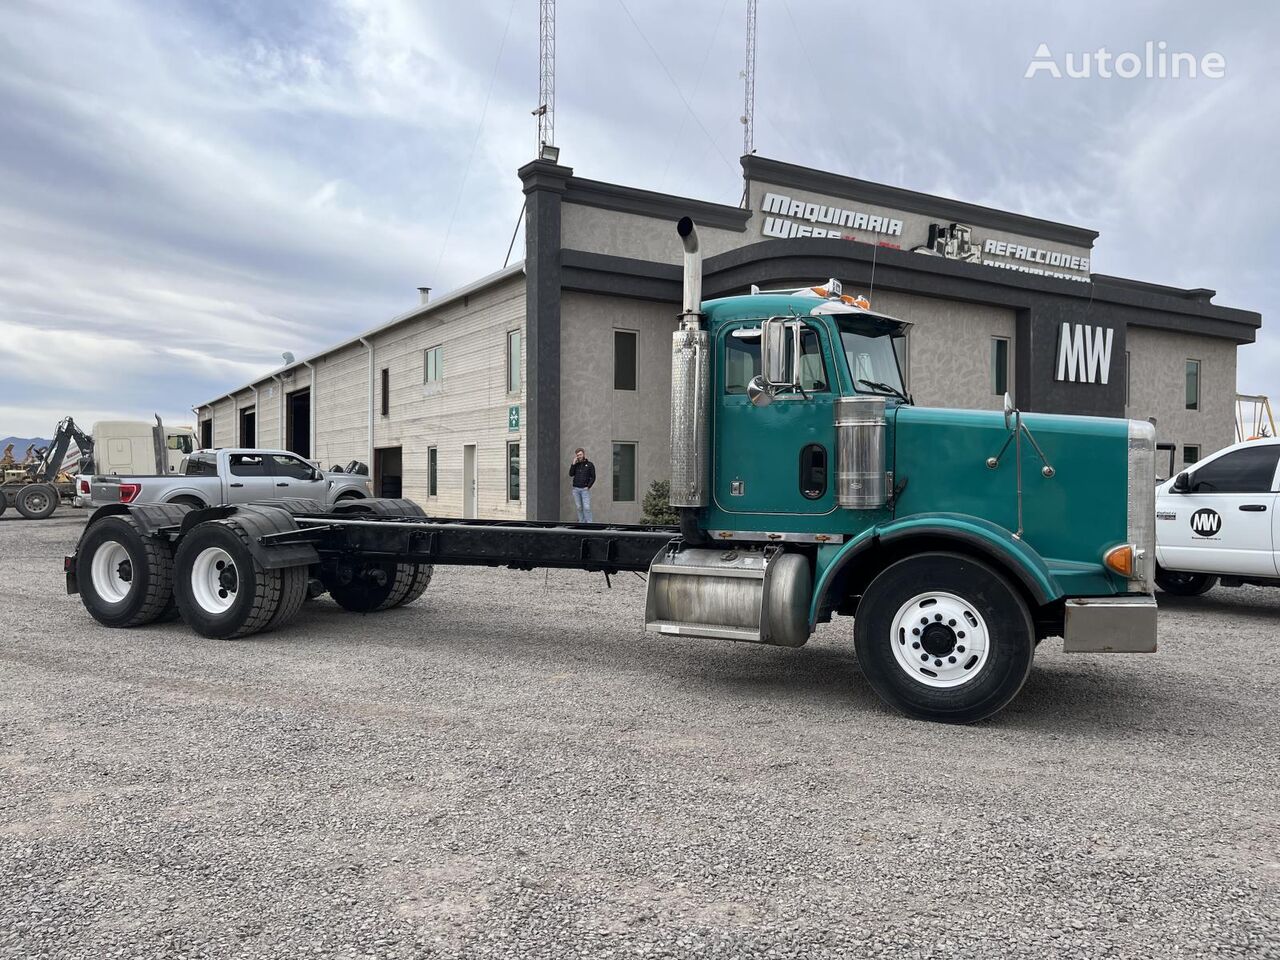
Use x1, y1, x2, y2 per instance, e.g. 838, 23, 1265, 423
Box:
1190, 508, 1222, 537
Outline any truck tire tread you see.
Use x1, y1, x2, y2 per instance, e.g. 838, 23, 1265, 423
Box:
395, 564, 434, 607
174, 519, 295, 639
77, 515, 176, 627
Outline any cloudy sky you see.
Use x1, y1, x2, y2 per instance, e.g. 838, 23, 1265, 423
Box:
0, 0, 1275, 437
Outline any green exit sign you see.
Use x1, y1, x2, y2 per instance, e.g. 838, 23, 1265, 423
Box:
508, 405, 520, 431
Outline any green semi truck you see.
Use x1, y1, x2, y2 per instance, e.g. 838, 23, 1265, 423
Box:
66, 217, 1157, 723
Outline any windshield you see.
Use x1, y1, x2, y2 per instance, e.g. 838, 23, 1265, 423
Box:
839, 323, 907, 398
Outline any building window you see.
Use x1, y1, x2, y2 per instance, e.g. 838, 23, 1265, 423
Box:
614, 330, 637, 391
200, 419, 213, 449
1185, 359, 1200, 411
424, 346, 443, 385
380, 367, 390, 417
1183, 445, 1200, 466
991, 337, 1009, 396
1125, 351, 1131, 406
427, 446, 438, 497
506, 330, 521, 393
506, 442, 520, 501
612, 442, 637, 502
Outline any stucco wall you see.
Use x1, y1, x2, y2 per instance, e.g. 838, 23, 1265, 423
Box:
561, 204, 746, 264
559, 292, 675, 524
1125, 325, 1236, 462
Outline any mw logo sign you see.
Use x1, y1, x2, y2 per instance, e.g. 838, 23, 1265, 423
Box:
1056, 322, 1114, 384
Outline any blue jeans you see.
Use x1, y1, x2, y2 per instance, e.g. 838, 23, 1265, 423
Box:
572, 486, 592, 523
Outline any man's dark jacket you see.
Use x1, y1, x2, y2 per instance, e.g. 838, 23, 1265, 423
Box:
568, 459, 596, 489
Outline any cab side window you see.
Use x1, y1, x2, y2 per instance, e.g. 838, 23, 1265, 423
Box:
1190, 446, 1280, 494
723, 326, 828, 394
229, 454, 266, 477
185, 455, 217, 477
270, 455, 316, 480
796, 329, 828, 392
724, 335, 759, 395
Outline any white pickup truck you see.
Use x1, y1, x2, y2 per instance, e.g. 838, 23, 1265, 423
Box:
89, 448, 371, 510
1154, 437, 1280, 595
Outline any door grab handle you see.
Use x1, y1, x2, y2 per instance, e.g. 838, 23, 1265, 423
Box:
229, 482, 244, 488
1239, 504, 1267, 512
276, 482, 289, 487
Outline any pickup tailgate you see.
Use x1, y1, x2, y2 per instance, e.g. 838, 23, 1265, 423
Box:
88, 476, 151, 507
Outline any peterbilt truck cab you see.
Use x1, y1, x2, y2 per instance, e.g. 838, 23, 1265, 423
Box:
646, 218, 1158, 721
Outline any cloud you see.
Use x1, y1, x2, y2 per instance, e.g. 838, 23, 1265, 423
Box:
0, 0, 1274, 439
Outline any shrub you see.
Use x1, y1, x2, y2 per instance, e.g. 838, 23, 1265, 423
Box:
641, 479, 679, 526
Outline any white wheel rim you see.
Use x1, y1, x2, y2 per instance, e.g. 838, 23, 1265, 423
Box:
90, 540, 132, 604
189, 546, 239, 614
889, 591, 991, 689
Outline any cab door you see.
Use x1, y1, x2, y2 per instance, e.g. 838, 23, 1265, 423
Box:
712, 320, 837, 520
268, 453, 328, 501
1158, 443, 1280, 576
225, 453, 277, 503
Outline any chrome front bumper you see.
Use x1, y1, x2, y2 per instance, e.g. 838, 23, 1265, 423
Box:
1062, 595, 1158, 653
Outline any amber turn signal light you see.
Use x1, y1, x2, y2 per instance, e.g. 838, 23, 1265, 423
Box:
1103, 543, 1136, 578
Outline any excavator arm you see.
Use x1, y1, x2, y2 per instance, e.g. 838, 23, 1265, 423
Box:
35, 418, 94, 483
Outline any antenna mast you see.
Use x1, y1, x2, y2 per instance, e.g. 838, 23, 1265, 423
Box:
740, 0, 757, 158
537, 0, 556, 154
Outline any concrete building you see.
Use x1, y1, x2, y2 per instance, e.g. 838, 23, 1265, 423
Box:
196, 155, 1262, 522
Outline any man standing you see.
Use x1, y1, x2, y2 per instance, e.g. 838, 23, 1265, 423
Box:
568, 447, 596, 523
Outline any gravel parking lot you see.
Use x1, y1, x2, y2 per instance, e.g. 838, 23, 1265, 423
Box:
0, 511, 1277, 959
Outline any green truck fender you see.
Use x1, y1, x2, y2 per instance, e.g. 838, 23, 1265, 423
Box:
808, 512, 1063, 628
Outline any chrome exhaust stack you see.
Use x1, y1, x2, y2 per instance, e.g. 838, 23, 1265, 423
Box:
670, 218, 710, 510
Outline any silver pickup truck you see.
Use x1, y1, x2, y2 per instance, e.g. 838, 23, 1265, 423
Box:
88, 448, 371, 509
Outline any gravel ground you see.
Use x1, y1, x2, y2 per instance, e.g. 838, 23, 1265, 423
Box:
0, 511, 1277, 959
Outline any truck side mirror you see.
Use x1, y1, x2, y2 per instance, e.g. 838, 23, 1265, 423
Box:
1171, 471, 1191, 493
760, 317, 791, 387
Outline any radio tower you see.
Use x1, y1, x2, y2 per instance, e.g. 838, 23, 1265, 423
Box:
536, 0, 556, 155
740, 0, 757, 158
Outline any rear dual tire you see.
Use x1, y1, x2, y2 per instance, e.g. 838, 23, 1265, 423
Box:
77, 516, 177, 627
854, 552, 1035, 724
326, 561, 433, 613
173, 520, 307, 639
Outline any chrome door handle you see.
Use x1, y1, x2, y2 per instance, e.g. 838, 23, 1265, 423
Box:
1239, 504, 1267, 512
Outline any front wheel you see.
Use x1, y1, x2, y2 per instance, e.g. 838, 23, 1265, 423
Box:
1154, 567, 1216, 597
854, 552, 1035, 724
